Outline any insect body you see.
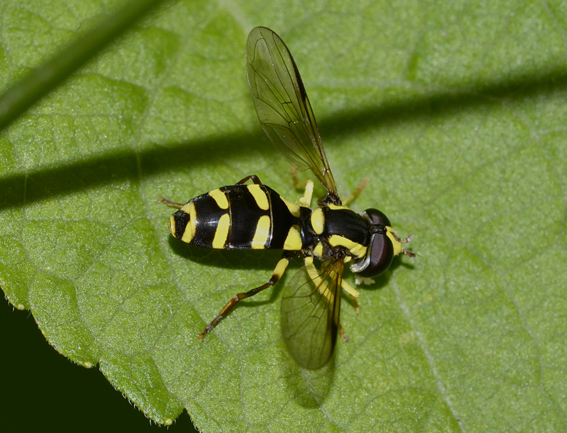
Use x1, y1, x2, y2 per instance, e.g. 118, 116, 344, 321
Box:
161, 27, 414, 369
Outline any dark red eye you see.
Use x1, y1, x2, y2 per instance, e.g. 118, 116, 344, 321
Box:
355, 230, 394, 277
351, 208, 395, 277
363, 208, 391, 227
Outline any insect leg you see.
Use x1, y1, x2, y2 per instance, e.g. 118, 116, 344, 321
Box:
304, 256, 327, 295
158, 197, 184, 209
401, 235, 416, 258
300, 180, 314, 208
198, 256, 290, 340
291, 164, 308, 189
342, 178, 370, 205
340, 279, 360, 299
236, 174, 263, 185
339, 324, 350, 342
291, 166, 315, 208
340, 280, 361, 313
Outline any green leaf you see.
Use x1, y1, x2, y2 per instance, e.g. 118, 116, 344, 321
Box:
2, 0, 567, 431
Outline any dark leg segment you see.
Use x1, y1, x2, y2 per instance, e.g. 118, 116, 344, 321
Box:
237, 174, 263, 185
198, 257, 289, 340
339, 324, 350, 343
158, 197, 184, 209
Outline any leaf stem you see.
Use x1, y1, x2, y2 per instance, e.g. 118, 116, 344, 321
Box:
0, 0, 170, 133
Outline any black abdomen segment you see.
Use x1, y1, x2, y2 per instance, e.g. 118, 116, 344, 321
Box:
170, 184, 302, 250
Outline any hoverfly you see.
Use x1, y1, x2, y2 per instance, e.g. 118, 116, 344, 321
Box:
160, 27, 414, 369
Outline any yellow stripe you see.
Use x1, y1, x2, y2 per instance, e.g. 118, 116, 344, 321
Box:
313, 242, 324, 259
168, 215, 176, 237
327, 204, 350, 211
248, 184, 269, 210
310, 208, 325, 235
280, 196, 301, 217
180, 202, 197, 244
208, 188, 229, 209
212, 213, 230, 248
386, 227, 403, 256
328, 235, 367, 259
251, 215, 271, 249
283, 225, 302, 250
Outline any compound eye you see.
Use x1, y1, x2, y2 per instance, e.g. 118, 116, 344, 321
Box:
356, 231, 394, 278
363, 208, 391, 227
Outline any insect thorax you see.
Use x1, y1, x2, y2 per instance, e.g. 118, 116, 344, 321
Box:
301, 204, 370, 263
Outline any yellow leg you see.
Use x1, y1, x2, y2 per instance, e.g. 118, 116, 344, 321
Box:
304, 257, 361, 311
340, 279, 360, 299
291, 165, 308, 190
303, 256, 338, 307
342, 178, 370, 205
341, 280, 361, 313
291, 165, 315, 208
300, 180, 314, 208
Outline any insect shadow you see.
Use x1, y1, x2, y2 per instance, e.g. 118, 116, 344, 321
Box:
167, 235, 283, 270
167, 236, 286, 307
360, 253, 415, 292
282, 354, 336, 408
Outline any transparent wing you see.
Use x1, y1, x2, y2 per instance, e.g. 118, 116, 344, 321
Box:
246, 26, 338, 197
281, 259, 344, 369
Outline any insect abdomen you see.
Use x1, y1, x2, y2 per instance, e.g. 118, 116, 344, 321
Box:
168, 184, 303, 250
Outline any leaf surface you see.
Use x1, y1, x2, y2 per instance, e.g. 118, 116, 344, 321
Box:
1, 0, 566, 431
